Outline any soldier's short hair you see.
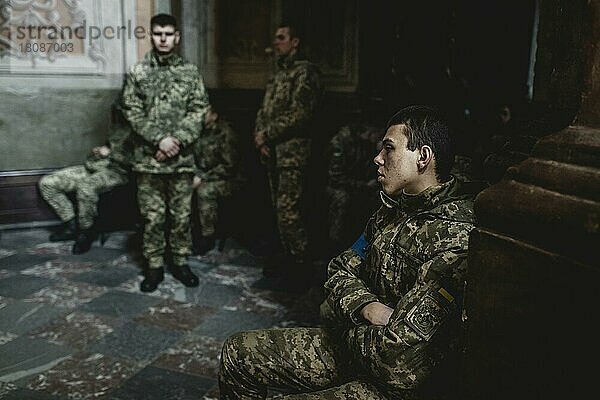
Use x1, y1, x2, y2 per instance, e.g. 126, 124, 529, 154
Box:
278, 22, 302, 40
151, 13, 178, 30
386, 105, 454, 182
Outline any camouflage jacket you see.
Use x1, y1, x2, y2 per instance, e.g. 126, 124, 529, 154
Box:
255, 53, 322, 168
121, 50, 209, 174
327, 124, 381, 192
193, 120, 237, 184
322, 178, 476, 396
83, 125, 132, 175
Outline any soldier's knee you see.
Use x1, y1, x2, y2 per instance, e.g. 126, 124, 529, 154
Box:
220, 332, 245, 371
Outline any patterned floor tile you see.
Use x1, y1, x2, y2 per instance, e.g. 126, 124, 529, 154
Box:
106, 366, 215, 400
0, 249, 17, 259
25, 352, 140, 399
0, 301, 67, 335
87, 321, 183, 363
29, 242, 73, 257
0, 388, 61, 400
25, 281, 108, 309
0, 337, 72, 383
61, 246, 126, 264
28, 311, 121, 350
0, 253, 57, 272
205, 264, 262, 288
77, 290, 161, 319
183, 281, 244, 309
0, 269, 16, 280
192, 309, 278, 341
70, 265, 140, 288
0, 331, 18, 345
21, 259, 96, 279
133, 299, 215, 331
0, 229, 50, 250
152, 334, 223, 379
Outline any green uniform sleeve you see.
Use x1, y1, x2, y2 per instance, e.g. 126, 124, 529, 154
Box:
172, 71, 210, 147
345, 250, 468, 390
264, 67, 320, 144
121, 70, 163, 146
323, 247, 380, 326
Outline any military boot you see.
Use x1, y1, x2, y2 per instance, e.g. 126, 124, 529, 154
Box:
140, 267, 164, 292
72, 228, 97, 255
49, 219, 77, 242
170, 264, 199, 287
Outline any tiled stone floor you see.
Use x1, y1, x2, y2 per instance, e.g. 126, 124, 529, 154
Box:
0, 228, 321, 399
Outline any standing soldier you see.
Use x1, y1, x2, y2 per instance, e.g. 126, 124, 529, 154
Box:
326, 123, 383, 255
121, 13, 209, 292
192, 108, 238, 255
253, 23, 322, 286
38, 124, 131, 254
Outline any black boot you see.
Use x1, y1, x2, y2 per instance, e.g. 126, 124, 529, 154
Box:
193, 235, 215, 255
140, 267, 164, 292
170, 264, 199, 287
72, 228, 97, 255
49, 219, 77, 242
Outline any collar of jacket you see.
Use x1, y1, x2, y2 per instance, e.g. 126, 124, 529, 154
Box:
379, 177, 460, 212
277, 52, 305, 70
147, 50, 184, 67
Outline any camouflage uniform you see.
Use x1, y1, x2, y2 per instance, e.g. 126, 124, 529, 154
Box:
121, 50, 209, 268
193, 119, 238, 237
219, 178, 476, 399
326, 124, 382, 250
38, 126, 131, 230
255, 53, 322, 264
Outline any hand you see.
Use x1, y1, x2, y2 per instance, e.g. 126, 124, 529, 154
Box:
155, 150, 167, 162
360, 302, 393, 326
159, 136, 181, 158
92, 145, 111, 158
192, 175, 202, 189
259, 144, 270, 158
254, 130, 266, 148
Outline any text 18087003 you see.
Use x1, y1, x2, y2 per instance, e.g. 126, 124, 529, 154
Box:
19, 42, 75, 53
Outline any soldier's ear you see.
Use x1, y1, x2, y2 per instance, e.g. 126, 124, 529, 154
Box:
291, 37, 300, 49
417, 145, 433, 172
175, 31, 181, 46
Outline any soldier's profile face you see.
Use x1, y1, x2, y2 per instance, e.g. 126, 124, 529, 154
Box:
374, 124, 421, 196
272, 27, 298, 57
151, 24, 180, 55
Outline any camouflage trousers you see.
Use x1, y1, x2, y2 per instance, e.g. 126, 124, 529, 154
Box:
39, 165, 128, 229
219, 327, 390, 399
267, 167, 308, 263
195, 180, 232, 237
137, 173, 193, 269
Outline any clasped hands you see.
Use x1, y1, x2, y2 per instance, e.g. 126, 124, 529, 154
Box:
154, 136, 180, 162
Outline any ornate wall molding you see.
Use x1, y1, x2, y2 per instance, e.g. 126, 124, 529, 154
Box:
0, 0, 140, 77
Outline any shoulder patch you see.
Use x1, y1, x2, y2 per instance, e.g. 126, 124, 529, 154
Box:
404, 287, 454, 341
351, 234, 369, 261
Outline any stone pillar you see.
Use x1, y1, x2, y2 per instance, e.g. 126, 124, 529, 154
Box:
463, 1, 600, 399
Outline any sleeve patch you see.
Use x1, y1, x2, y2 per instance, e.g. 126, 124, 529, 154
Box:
404, 288, 454, 341
350, 234, 369, 261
